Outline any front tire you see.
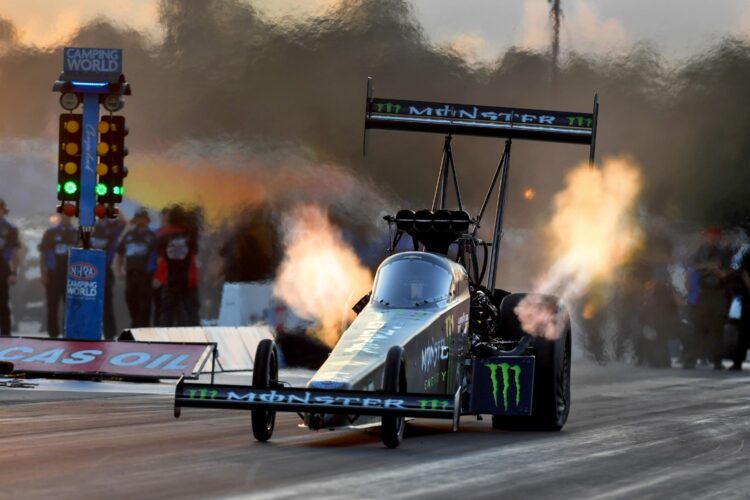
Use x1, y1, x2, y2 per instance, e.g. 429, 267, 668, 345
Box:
381, 345, 406, 448
251, 339, 278, 442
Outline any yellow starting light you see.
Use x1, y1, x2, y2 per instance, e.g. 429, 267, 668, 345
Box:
97, 142, 109, 156
98, 121, 110, 134
65, 142, 79, 155
64, 120, 80, 134
96, 163, 108, 175
64, 161, 78, 175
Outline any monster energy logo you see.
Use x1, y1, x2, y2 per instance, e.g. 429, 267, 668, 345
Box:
418, 399, 450, 411
187, 388, 219, 400
374, 102, 401, 114
485, 363, 521, 411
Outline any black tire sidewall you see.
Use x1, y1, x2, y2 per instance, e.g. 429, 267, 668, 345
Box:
252, 339, 277, 441
493, 293, 571, 431
382, 345, 405, 448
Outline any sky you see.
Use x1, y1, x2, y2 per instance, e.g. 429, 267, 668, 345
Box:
1, 0, 748, 62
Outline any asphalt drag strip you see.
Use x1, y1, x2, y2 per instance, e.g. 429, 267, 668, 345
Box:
1, 362, 750, 499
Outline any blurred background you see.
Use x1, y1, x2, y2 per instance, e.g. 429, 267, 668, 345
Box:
3, 0, 750, 362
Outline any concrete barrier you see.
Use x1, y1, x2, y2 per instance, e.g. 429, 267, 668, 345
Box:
120, 326, 274, 372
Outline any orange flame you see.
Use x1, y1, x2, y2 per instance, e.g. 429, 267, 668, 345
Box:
515, 157, 643, 339
273, 204, 373, 346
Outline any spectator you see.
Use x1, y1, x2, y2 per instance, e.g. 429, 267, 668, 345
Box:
90, 217, 125, 340
731, 240, 750, 370
683, 228, 731, 369
155, 205, 200, 326
39, 214, 78, 338
115, 208, 157, 328
0, 199, 20, 336
152, 207, 169, 325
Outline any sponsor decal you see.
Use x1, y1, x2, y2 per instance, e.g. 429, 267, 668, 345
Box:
187, 388, 219, 400
457, 312, 469, 334
69, 261, 98, 281
418, 399, 449, 411
485, 362, 522, 411
342, 318, 406, 356
421, 338, 448, 372
64, 47, 122, 73
0, 338, 208, 378
187, 388, 409, 409
370, 99, 593, 129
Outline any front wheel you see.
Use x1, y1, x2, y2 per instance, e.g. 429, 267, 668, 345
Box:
251, 339, 278, 442
381, 345, 406, 448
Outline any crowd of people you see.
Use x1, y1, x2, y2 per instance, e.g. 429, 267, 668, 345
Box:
1, 195, 750, 371
0, 199, 202, 339
609, 225, 750, 371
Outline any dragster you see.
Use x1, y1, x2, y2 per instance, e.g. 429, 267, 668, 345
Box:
174, 79, 599, 448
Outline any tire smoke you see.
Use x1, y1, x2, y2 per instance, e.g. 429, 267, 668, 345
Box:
515, 157, 643, 339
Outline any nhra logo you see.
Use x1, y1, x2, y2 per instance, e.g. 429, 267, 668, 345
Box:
69, 262, 98, 281
485, 363, 522, 411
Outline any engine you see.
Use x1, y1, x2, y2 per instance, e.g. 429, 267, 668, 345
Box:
469, 285, 499, 343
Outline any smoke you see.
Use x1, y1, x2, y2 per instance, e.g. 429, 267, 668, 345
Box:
273, 204, 373, 346
515, 157, 643, 339
0, 0, 747, 228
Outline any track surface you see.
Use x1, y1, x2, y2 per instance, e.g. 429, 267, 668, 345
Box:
2, 363, 750, 499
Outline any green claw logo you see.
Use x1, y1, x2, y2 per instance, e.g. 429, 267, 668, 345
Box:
374, 102, 401, 114
485, 363, 522, 411
418, 399, 449, 410
187, 388, 219, 400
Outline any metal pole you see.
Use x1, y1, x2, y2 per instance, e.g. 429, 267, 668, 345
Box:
473, 147, 508, 235
486, 139, 513, 292
79, 93, 100, 229
589, 94, 599, 167
448, 148, 464, 211
432, 135, 452, 210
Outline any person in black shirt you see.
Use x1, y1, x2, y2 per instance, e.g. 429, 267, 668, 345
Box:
684, 228, 732, 369
115, 208, 157, 328
90, 217, 124, 340
0, 199, 20, 336
39, 214, 79, 338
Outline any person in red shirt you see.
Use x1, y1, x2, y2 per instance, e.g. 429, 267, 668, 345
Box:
154, 205, 200, 326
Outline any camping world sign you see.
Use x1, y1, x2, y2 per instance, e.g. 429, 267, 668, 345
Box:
63, 47, 122, 82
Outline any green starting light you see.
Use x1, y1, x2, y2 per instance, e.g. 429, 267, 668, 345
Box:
63, 181, 78, 195
95, 183, 108, 196
56, 183, 61, 193
113, 186, 122, 195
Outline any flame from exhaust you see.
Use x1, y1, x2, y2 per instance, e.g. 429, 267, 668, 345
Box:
515, 157, 643, 339
273, 204, 373, 346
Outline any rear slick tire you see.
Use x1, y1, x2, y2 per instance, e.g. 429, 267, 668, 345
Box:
492, 293, 571, 431
251, 339, 278, 442
491, 326, 571, 431
381, 345, 406, 449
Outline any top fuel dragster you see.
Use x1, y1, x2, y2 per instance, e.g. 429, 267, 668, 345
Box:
174, 78, 599, 448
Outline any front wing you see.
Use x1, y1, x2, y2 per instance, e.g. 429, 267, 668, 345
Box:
175, 378, 457, 419
174, 355, 535, 421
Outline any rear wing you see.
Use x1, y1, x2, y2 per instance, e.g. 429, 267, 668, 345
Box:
363, 78, 599, 164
